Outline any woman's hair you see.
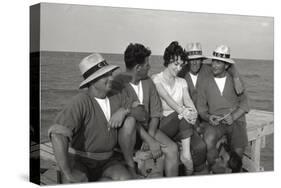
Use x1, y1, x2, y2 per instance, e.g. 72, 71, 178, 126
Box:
124, 43, 151, 70
163, 41, 187, 67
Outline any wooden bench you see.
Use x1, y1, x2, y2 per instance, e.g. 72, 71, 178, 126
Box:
32, 109, 273, 184
242, 109, 273, 172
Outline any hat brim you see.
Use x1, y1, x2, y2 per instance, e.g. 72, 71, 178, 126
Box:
79, 65, 119, 89
208, 56, 235, 64
188, 55, 207, 60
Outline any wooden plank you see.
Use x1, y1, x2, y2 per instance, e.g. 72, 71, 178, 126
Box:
39, 110, 273, 174
251, 137, 261, 169
41, 169, 58, 185
40, 143, 56, 162
246, 110, 274, 130
242, 155, 259, 172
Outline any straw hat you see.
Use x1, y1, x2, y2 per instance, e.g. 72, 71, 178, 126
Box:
209, 45, 235, 64
79, 53, 119, 89
185, 42, 206, 60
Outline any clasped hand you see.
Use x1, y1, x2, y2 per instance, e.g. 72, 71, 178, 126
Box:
209, 113, 233, 126
179, 107, 197, 124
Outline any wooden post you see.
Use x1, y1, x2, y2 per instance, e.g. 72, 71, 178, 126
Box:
250, 128, 262, 171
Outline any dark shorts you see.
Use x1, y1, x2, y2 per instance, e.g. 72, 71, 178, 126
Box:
203, 120, 248, 150
159, 111, 194, 141
67, 152, 124, 182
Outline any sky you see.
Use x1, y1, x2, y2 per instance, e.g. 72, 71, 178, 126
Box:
37, 3, 274, 60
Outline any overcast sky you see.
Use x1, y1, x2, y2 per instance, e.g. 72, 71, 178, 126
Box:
39, 3, 273, 60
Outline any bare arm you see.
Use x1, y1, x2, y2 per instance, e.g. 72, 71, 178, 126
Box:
183, 87, 197, 112
137, 122, 163, 159
50, 133, 71, 175
50, 132, 88, 182
148, 117, 159, 138
232, 108, 246, 121
138, 124, 156, 145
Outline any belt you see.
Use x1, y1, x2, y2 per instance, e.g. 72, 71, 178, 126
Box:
69, 147, 113, 160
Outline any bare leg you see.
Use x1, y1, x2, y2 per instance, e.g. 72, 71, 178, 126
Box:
181, 137, 193, 175
118, 117, 137, 176
154, 130, 179, 177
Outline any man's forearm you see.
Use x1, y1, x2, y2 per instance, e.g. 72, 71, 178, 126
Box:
51, 134, 72, 174
232, 108, 245, 121
137, 124, 155, 144
148, 117, 159, 138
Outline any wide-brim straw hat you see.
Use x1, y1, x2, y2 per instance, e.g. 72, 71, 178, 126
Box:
79, 53, 119, 89
208, 45, 235, 64
185, 42, 207, 60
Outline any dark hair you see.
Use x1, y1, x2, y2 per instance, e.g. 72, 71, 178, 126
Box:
163, 41, 187, 67
228, 151, 242, 173
124, 43, 151, 70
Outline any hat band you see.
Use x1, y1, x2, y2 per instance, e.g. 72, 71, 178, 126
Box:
83, 60, 108, 79
213, 52, 230, 58
187, 51, 202, 56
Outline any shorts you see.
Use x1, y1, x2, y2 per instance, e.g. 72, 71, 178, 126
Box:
159, 111, 194, 141
65, 151, 124, 182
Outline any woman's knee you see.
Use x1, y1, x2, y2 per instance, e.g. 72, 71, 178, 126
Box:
164, 142, 178, 158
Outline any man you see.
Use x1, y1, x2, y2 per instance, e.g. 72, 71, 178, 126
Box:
177, 42, 245, 174
197, 45, 249, 173
48, 53, 139, 183
178, 42, 244, 106
113, 43, 179, 177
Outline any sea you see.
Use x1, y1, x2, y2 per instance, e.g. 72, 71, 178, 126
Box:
39, 51, 274, 171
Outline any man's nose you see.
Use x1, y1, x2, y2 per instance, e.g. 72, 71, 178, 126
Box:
212, 63, 218, 68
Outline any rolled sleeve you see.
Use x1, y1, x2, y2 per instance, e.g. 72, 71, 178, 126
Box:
196, 80, 209, 119
49, 94, 86, 141
237, 90, 250, 113
48, 124, 73, 141
148, 79, 163, 118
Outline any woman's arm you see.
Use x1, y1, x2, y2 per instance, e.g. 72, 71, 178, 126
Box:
183, 86, 197, 112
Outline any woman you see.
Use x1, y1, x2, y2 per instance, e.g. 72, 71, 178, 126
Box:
152, 41, 197, 175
